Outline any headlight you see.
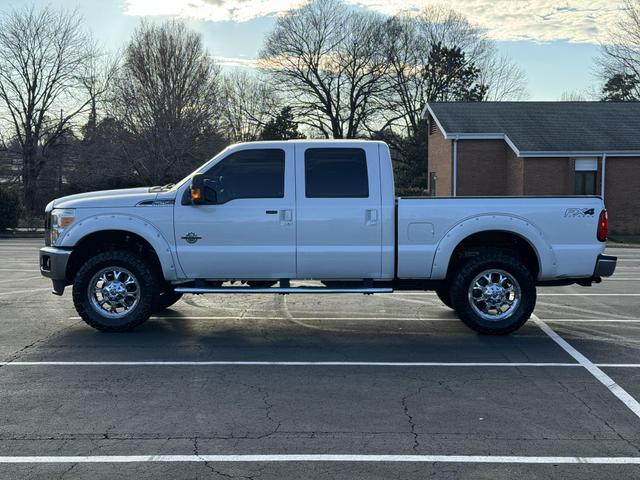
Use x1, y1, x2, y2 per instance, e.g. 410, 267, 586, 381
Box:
50, 208, 75, 245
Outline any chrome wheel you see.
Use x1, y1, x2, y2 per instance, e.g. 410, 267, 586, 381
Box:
88, 267, 140, 318
468, 269, 521, 321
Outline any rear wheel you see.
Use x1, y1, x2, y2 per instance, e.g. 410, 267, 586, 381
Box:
449, 251, 536, 335
72, 250, 159, 332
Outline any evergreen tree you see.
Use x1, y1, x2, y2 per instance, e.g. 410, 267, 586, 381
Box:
602, 73, 639, 101
260, 107, 305, 140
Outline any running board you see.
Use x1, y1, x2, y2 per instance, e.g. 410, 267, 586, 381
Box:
174, 287, 393, 295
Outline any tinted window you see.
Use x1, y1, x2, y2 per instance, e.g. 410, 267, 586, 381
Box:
204, 149, 285, 203
305, 148, 369, 198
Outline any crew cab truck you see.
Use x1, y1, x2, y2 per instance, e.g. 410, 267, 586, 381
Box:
39, 140, 617, 335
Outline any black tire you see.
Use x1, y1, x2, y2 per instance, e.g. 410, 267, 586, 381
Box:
449, 251, 536, 335
435, 285, 454, 309
153, 290, 183, 313
72, 250, 160, 332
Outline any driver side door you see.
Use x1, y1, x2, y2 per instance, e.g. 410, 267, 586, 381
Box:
174, 146, 296, 280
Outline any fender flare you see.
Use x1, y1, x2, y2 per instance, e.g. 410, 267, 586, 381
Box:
430, 214, 557, 281
57, 213, 181, 281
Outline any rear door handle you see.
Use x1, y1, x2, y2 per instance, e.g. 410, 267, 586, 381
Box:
366, 209, 378, 225
280, 209, 293, 225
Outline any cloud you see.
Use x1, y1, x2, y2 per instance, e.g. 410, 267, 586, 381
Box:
123, 0, 305, 23
123, 0, 625, 44
213, 56, 258, 68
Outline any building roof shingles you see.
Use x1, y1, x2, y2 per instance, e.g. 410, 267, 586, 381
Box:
426, 101, 640, 154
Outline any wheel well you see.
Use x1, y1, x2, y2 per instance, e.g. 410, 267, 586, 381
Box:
446, 231, 540, 280
66, 230, 163, 284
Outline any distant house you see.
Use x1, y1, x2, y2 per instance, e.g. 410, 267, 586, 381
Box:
424, 102, 640, 235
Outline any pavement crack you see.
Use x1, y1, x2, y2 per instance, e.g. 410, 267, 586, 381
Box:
401, 388, 422, 452
1, 319, 83, 366
194, 437, 261, 480
556, 380, 640, 454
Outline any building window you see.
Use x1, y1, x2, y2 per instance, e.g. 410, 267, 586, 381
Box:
429, 172, 437, 196
574, 158, 597, 195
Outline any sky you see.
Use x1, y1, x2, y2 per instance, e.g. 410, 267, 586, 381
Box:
8, 0, 627, 100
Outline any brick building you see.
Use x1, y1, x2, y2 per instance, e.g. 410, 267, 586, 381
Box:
425, 102, 640, 235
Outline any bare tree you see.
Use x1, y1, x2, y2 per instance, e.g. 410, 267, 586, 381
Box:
479, 52, 528, 101
378, 8, 527, 137
0, 6, 94, 212
110, 21, 224, 184
259, 0, 389, 138
599, 0, 640, 99
560, 90, 588, 101
220, 71, 280, 142
80, 46, 118, 138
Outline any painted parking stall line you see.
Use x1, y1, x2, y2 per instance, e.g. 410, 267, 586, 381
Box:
69, 315, 640, 323
533, 314, 640, 419
392, 292, 640, 297
68, 315, 461, 322
2, 361, 640, 368
0, 454, 639, 464
0, 361, 583, 367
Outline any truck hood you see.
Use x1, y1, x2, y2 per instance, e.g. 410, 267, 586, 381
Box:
45, 187, 165, 211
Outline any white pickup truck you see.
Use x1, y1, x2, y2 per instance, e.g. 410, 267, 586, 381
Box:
40, 140, 616, 334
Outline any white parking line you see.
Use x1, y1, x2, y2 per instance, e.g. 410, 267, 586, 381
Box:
544, 318, 640, 323
2, 361, 640, 368
0, 361, 582, 367
534, 314, 640, 419
65, 316, 640, 323
0, 454, 638, 464
68, 315, 458, 322
394, 292, 640, 297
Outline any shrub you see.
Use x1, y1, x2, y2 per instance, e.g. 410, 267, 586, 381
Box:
0, 188, 21, 230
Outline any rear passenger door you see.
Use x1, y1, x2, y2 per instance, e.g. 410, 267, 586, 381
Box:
295, 145, 382, 279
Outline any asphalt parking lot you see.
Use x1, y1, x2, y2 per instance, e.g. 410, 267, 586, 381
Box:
0, 238, 639, 479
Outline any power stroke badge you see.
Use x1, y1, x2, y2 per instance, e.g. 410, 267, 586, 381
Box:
181, 232, 202, 244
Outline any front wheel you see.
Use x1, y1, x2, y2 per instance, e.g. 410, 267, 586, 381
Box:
449, 252, 536, 335
72, 250, 159, 332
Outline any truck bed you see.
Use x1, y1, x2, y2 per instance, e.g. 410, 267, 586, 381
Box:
396, 196, 605, 281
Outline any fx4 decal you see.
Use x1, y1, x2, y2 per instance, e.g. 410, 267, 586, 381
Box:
564, 208, 595, 218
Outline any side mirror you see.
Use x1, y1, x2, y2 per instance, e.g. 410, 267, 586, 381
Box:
190, 173, 216, 205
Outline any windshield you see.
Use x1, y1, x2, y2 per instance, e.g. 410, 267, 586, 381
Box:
167, 146, 232, 191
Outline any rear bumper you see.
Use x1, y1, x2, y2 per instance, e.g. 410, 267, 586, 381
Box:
593, 254, 617, 278
39, 247, 71, 295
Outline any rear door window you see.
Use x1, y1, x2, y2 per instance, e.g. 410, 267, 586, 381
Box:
304, 148, 369, 198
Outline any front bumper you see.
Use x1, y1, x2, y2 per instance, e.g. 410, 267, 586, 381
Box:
593, 254, 617, 278
39, 247, 72, 295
